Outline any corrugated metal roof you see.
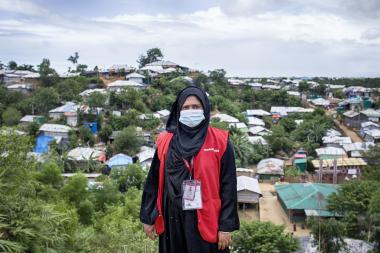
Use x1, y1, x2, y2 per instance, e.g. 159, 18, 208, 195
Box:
257, 158, 284, 175
275, 183, 339, 216
49, 102, 78, 113
315, 147, 346, 156
247, 116, 265, 126
106, 153, 133, 168
246, 109, 270, 116
211, 113, 239, 123
39, 123, 71, 133
237, 176, 262, 195
343, 110, 359, 118
311, 158, 367, 168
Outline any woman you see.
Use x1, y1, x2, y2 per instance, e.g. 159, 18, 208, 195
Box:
140, 86, 239, 253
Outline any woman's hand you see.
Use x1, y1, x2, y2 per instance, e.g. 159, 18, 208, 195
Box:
218, 231, 232, 250
143, 223, 157, 240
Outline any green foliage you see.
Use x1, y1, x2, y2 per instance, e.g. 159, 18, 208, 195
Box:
298, 81, 309, 93
35, 162, 63, 189
32, 87, 60, 114
38, 58, 59, 87
27, 121, 40, 136
67, 52, 79, 65
90, 178, 123, 211
110, 164, 146, 192
76, 64, 88, 73
0, 134, 82, 252
61, 174, 89, 206
210, 118, 229, 130
55, 77, 89, 101
112, 126, 144, 156
364, 144, 380, 165
284, 167, 301, 178
232, 221, 299, 253
308, 218, 346, 253
328, 180, 380, 242
8, 60, 17, 70
124, 187, 143, 220
279, 117, 297, 133
1, 107, 21, 126
87, 91, 107, 108
137, 47, 163, 68
78, 125, 95, 147
77, 199, 95, 225
98, 124, 113, 143
265, 125, 293, 155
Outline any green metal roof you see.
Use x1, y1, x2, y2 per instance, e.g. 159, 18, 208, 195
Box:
294, 158, 307, 164
275, 183, 339, 217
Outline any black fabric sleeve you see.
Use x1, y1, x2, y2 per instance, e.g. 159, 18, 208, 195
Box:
139, 150, 160, 225
218, 140, 240, 232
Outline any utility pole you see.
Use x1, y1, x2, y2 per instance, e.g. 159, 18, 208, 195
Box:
333, 159, 337, 184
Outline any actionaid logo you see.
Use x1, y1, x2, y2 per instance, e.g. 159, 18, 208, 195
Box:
203, 148, 219, 152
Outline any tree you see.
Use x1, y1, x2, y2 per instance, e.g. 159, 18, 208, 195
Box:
328, 180, 380, 240
208, 69, 228, 86
32, 87, 60, 114
60, 173, 89, 206
35, 162, 64, 189
1, 107, 21, 126
110, 164, 146, 192
369, 190, 380, 251
90, 178, 122, 211
38, 58, 59, 87
124, 187, 143, 220
77, 199, 95, 225
112, 126, 143, 156
78, 125, 95, 147
232, 221, 299, 253
76, 64, 88, 73
265, 125, 293, 155
98, 124, 113, 143
8, 61, 17, 70
280, 117, 297, 133
87, 91, 107, 109
308, 218, 346, 253
298, 81, 309, 93
67, 52, 79, 70
27, 121, 40, 136
137, 47, 163, 67
229, 129, 253, 167
16, 64, 35, 71
364, 144, 380, 165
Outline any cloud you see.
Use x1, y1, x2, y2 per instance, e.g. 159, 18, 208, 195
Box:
221, 0, 380, 19
361, 28, 380, 40
0, 2, 380, 76
0, 0, 49, 16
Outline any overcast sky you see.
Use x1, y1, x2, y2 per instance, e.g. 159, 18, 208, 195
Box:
1, 0, 380, 77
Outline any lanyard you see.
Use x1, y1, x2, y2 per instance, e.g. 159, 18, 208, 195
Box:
182, 157, 194, 180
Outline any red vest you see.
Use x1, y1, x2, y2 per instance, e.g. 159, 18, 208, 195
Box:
155, 127, 228, 243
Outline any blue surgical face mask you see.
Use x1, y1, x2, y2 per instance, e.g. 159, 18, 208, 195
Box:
179, 109, 205, 128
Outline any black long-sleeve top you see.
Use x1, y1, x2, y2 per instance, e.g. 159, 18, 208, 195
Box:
139, 140, 240, 232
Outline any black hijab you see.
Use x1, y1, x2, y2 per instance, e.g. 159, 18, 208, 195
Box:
166, 86, 210, 159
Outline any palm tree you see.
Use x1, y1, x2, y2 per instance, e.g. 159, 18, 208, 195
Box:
229, 128, 252, 167
306, 122, 326, 143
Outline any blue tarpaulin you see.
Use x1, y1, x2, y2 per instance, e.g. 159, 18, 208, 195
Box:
33, 135, 54, 153
84, 122, 98, 134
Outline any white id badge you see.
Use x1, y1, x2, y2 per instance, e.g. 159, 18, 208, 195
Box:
182, 180, 203, 210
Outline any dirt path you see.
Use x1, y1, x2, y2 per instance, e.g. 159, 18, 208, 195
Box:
333, 119, 363, 143
324, 108, 363, 142
259, 183, 310, 237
